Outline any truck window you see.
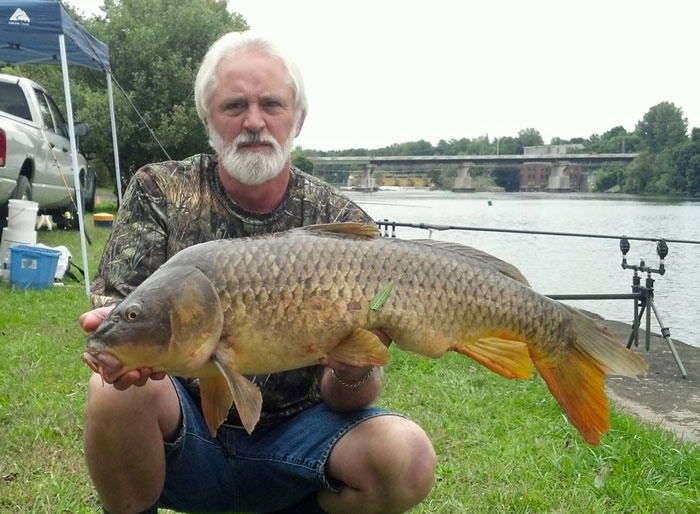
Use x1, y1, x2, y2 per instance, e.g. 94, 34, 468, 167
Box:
34, 89, 58, 134
44, 93, 69, 138
0, 82, 31, 120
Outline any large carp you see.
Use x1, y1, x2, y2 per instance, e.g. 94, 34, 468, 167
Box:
83, 223, 647, 445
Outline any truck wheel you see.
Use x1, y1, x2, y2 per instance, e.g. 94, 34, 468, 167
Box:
0, 202, 7, 233
83, 169, 97, 212
12, 176, 33, 201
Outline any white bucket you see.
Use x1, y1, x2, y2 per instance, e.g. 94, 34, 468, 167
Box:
7, 199, 39, 232
0, 226, 38, 282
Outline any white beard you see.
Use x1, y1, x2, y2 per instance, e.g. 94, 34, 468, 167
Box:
209, 126, 296, 186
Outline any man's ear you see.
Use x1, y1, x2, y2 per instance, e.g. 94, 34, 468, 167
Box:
295, 111, 307, 137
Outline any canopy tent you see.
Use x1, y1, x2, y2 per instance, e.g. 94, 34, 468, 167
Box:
0, 0, 109, 68
0, 0, 123, 295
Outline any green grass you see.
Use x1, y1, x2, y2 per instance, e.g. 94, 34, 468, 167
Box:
0, 216, 112, 512
382, 352, 700, 513
1, 222, 699, 512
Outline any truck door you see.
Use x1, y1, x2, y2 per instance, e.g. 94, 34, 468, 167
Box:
33, 89, 76, 208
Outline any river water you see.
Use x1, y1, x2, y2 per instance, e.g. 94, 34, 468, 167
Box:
345, 189, 700, 349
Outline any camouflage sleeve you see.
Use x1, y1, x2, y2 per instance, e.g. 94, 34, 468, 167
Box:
89, 167, 170, 308
320, 186, 375, 226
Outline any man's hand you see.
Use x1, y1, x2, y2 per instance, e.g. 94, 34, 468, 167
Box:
319, 330, 390, 411
79, 306, 166, 390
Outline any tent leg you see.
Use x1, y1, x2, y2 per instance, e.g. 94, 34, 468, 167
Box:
59, 34, 91, 297
107, 72, 123, 204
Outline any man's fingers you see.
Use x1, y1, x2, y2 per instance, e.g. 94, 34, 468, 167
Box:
132, 371, 150, 387
79, 312, 100, 331
111, 370, 142, 390
79, 306, 114, 332
108, 368, 164, 390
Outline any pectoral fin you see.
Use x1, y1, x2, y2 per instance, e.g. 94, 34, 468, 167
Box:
212, 349, 263, 435
327, 328, 390, 367
199, 374, 235, 437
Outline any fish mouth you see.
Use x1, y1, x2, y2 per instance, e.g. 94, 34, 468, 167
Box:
81, 350, 124, 383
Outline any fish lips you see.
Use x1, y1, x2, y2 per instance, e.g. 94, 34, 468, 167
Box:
81, 348, 124, 382
84, 320, 125, 382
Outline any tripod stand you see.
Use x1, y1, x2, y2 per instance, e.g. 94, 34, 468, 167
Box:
621, 238, 687, 378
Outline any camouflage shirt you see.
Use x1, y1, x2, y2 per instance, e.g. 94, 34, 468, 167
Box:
90, 154, 373, 427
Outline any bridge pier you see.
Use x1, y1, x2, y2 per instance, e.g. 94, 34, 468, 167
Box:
547, 162, 572, 192
354, 164, 378, 192
452, 162, 476, 192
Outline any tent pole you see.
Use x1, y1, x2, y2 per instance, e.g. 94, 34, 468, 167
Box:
59, 34, 90, 297
106, 72, 123, 204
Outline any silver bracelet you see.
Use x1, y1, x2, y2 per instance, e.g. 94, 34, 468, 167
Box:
330, 366, 375, 388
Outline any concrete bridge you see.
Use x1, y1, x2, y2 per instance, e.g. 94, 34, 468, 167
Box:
311, 153, 638, 191
313, 153, 638, 166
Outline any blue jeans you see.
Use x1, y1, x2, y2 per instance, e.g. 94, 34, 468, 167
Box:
159, 377, 396, 513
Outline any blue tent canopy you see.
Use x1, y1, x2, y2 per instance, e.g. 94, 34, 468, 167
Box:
0, 0, 109, 70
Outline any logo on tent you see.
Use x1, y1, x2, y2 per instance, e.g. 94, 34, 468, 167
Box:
9, 8, 30, 25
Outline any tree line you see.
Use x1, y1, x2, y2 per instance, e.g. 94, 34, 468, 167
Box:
1, 0, 697, 196
303, 103, 700, 196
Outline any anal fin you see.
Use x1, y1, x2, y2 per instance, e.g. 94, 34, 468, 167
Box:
455, 336, 533, 379
327, 328, 390, 367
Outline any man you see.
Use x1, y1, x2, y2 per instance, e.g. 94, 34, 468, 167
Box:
80, 32, 436, 514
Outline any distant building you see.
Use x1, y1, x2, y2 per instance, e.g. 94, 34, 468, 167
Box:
520, 162, 584, 192
523, 144, 585, 155
520, 163, 552, 191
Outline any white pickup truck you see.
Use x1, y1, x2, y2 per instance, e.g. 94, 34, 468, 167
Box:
0, 72, 96, 231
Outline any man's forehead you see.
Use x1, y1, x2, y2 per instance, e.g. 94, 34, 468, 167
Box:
218, 51, 286, 78
215, 52, 293, 96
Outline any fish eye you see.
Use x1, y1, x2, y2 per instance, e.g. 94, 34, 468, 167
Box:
124, 304, 142, 322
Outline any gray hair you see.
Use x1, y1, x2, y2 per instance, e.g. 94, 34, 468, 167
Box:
194, 32, 308, 125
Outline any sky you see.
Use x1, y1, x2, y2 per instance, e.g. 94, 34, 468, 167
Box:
67, 0, 700, 152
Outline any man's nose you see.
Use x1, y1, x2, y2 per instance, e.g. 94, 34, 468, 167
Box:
243, 103, 265, 133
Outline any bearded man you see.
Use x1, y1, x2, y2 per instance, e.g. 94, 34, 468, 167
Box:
80, 32, 436, 514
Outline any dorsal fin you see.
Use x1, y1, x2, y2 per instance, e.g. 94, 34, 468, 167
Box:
412, 240, 530, 285
298, 222, 380, 239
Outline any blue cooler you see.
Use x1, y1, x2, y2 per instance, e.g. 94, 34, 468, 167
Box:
9, 245, 61, 289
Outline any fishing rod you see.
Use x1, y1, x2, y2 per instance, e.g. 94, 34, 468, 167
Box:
375, 220, 700, 246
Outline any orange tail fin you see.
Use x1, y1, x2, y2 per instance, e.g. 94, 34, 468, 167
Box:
454, 308, 647, 445
530, 308, 648, 445
530, 346, 608, 445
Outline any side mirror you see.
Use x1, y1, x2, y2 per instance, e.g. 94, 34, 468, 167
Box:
84, 151, 97, 160
74, 122, 90, 138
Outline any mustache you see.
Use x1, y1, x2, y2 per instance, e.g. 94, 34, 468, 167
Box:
235, 131, 278, 148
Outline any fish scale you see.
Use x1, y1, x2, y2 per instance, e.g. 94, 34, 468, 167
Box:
84, 222, 647, 444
